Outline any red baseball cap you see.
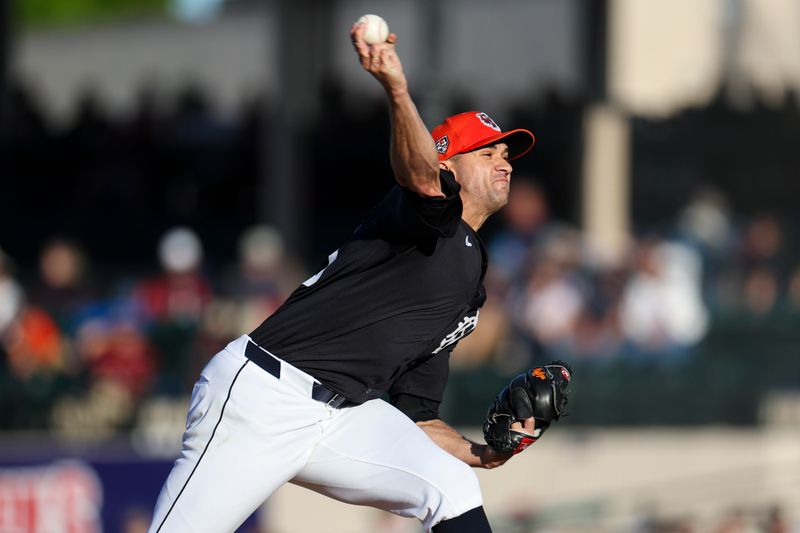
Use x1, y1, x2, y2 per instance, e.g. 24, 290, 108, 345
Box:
431, 111, 535, 161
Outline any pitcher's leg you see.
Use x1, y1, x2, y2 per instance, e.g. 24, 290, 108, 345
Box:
148, 345, 327, 533
292, 399, 485, 531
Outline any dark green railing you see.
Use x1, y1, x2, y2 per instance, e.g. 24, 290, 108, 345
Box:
442, 312, 800, 427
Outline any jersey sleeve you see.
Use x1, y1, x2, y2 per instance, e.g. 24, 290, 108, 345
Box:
388, 349, 451, 422
355, 170, 462, 245
401, 170, 463, 237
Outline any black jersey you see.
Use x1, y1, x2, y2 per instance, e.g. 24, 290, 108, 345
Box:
250, 171, 487, 418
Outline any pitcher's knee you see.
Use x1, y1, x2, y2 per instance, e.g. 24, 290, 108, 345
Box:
418, 459, 483, 530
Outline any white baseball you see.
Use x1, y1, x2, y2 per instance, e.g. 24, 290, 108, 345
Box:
357, 14, 389, 45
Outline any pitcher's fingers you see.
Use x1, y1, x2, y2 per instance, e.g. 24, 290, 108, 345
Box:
382, 46, 401, 64
510, 417, 535, 435
368, 42, 384, 68
350, 23, 370, 61
522, 417, 536, 433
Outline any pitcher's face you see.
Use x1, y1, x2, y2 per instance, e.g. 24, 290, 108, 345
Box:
444, 142, 513, 215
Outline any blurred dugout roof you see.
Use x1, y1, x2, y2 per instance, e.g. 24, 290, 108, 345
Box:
9, 0, 800, 121
2, 0, 800, 266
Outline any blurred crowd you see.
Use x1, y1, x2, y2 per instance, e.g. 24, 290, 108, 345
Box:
456, 178, 800, 373
1, 184, 798, 435
0, 224, 305, 434
1, 78, 800, 435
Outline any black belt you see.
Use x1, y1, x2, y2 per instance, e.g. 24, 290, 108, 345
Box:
244, 340, 355, 408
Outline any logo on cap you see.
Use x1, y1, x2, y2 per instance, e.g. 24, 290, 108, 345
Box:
476, 112, 501, 132
435, 135, 450, 155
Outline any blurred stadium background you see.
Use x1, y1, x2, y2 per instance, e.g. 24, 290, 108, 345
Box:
1, 0, 799, 531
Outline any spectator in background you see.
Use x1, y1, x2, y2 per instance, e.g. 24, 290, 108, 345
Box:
3, 305, 65, 385
568, 267, 626, 362
485, 177, 576, 367
201, 224, 303, 364
676, 186, 735, 308
221, 224, 299, 332
738, 215, 787, 318
0, 249, 25, 428
485, 180, 627, 364
1, 293, 70, 428
83, 319, 156, 400
711, 213, 788, 319
677, 186, 735, 260
742, 266, 780, 317
28, 238, 96, 334
512, 229, 588, 361
488, 177, 552, 295
619, 238, 709, 359
133, 226, 213, 394
0, 249, 23, 338
51, 297, 158, 438
135, 226, 212, 325
740, 214, 786, 273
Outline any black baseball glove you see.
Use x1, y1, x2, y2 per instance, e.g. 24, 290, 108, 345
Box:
483, 360, 573, 455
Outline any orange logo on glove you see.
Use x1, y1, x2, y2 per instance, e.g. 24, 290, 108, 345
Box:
531, 368, 547, 380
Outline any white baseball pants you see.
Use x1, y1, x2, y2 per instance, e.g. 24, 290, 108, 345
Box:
147, 334, 483, 533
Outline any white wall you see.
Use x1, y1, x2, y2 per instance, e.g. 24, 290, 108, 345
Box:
264, 428, 800, 532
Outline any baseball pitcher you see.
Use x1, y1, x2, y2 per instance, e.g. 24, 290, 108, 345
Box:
147, 21, 572, 533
